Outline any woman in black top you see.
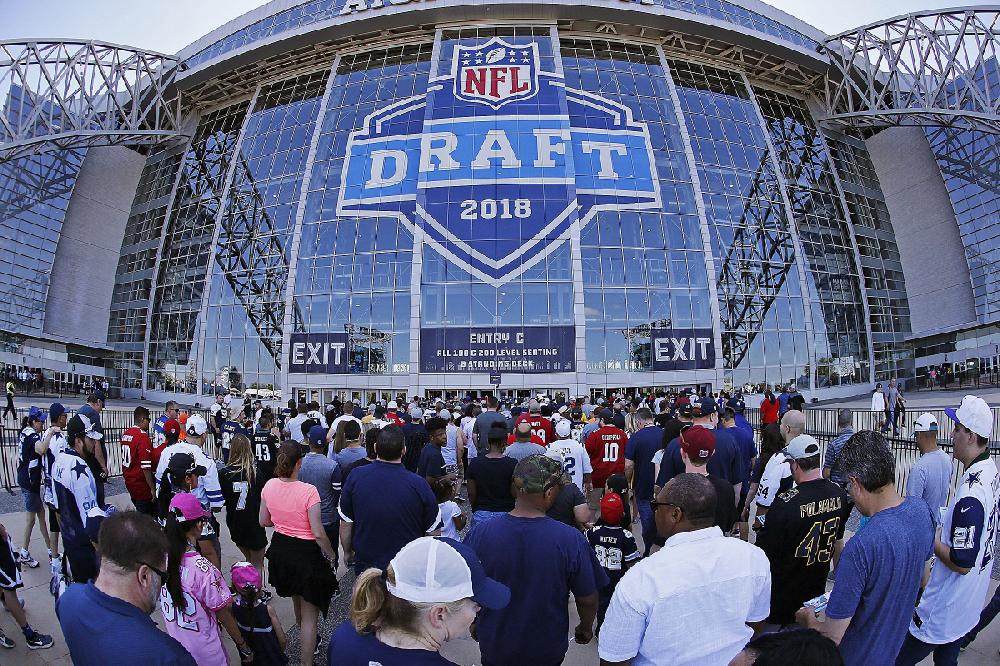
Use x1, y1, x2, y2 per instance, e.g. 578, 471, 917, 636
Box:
219, 434, 267, 574
465, 424, 516, 525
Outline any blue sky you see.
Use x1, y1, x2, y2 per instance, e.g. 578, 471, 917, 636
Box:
2, 0, 963, 54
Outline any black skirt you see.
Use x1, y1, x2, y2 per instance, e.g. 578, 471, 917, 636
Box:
227, 514, 268, 551
265, 531, 338, 615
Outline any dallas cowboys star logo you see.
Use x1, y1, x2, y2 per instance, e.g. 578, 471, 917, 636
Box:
967, 470, 982, 488
71, 460, 90, 480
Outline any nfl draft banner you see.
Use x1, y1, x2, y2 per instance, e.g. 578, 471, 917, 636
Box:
650, 329, 716, 371
338, 36, 660, 287
421, 326, 576, 373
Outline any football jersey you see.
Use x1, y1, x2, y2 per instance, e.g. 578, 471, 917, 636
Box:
122, 427, 155, 502
53, 449, 108, 550
585, 425, 628, 488
155, 443, 225, 510
546, 439, 593, 491
220, 420, 249, 451
754, 478, 851, 624
911, 454, 1000, 643
586, 524, 640, 588
755, 454, 792, 508
42, 429, 68, 508
153, 414, 170, 448
16, 427, 43, 492
514, 414, 555, 445
159, 551, 233, 666
218, 464, 264, 534
252, 428, 279, 482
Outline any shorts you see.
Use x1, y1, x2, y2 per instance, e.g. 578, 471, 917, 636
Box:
47, 504, 60, 533
0, 536, 22, 590
64, 542, 98, 583
227, 517, 268, 552
22, 489, 42, 513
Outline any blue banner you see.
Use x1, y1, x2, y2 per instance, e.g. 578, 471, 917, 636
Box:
337, 36, 660, 286
650, 329, 716, 371
420, 326, 576, 373
288, 333, 350, 374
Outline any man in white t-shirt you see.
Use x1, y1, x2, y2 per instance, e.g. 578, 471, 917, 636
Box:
896, 395, 998, 664
599, 473, 770, 665
547, 419, 593, 493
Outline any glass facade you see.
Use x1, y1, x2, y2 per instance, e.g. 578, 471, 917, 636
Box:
183, 0, 815, 70
201, 70, 330, 394
753, 88, 870, 387
99, 20, 934, 399
669, 60, 809, 391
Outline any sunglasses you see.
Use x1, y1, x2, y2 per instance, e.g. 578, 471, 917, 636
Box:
650, 500, 682, 513
138, 560, 167, 586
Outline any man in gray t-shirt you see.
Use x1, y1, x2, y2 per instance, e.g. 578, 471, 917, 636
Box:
473, 397, 508, 454
905, 413, 953, 526
300, 425, 343, 562
505, 421, 546, 462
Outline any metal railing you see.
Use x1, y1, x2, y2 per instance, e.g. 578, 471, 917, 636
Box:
0, 406, 219, 492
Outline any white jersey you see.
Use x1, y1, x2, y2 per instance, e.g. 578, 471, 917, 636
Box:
42, 430, 69, 508
911, 455, 999, 644
755, 454, 791, 508
154, 443, 224, 510
547, 439, 593, 491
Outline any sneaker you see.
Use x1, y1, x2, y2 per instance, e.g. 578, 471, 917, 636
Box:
314, 634, 323, 657
0, 629, 13, 649
25, 632, 53, 650
17, 550, 39, 569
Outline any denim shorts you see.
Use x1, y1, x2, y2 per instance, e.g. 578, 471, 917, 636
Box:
22, 489, 42, 513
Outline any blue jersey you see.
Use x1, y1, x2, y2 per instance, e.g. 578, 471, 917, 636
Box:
16, 427, 43, 492
53, 449, 107, 549
233, 597, 287, 665
221, 420, 249, 450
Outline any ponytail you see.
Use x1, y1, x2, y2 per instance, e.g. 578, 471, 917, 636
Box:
350, 567, 391, 631
156, 469, 181, 520
274, 440, 304, 478
163, 510, 198, 609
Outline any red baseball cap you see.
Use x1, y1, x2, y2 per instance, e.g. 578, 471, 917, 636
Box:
680, 425, 715, 462
162, 419, 181, 437
601, 492, 625, 526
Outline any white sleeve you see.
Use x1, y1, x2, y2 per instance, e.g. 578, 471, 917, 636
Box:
748, 552, 772, 622
580, 445, 593, 474
198, 455, 224, 508
597, 578, 646, 662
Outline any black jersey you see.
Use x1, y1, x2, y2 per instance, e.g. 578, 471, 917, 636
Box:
218, 464, 267, 551
754, 478, 851, 624
252, 428, 279, 482
586, 523, 640, 589
234, 597, 287, 665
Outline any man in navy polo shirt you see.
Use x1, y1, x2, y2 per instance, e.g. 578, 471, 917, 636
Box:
465, 454, 606, 666
623, 407, 663, 555
58, 511, 194, 665
655, 396, 744, 502
338, 425, 441, 572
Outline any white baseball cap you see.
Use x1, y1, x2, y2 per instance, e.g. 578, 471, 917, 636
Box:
387, 537, 509, 609
783, 434, 821, 461
388, 401, 398, 409
946, 395, 993, 439
912, 413, 938, 433
185, 414, 209, 436
555, 419, 572, 438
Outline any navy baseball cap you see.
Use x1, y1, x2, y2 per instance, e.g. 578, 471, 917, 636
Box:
694, 396, 717, 416
49, 403, 66, 421
27, 406, 46, 422
307, 424, 327, 447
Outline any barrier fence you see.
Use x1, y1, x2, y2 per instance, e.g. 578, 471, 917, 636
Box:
0, 404, 996, 498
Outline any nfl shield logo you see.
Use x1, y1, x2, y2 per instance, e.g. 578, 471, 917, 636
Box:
453, 38, 539, 109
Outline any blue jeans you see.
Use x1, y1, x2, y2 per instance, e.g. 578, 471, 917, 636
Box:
894, 632, 961, 666
961, 584, 1000, 647
637, 500, 656, 556
473, 510, 506, 526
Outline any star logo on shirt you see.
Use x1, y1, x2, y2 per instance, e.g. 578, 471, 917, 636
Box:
967, 471, 982, 488
71, 460, 90, 480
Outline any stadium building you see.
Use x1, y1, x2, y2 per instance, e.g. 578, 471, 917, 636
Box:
1, 2, 998, 404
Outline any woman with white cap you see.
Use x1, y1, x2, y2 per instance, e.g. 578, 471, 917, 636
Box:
329, 536, 510, 664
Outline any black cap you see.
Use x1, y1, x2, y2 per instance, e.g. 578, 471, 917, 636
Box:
66, 414, 86, 440
598, 408, 615, 423
167, 452, 207, 478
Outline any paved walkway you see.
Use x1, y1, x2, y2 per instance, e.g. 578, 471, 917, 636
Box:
0, 492, 996, 665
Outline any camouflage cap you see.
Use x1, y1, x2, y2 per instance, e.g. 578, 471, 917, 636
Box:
513, 454, 570, 494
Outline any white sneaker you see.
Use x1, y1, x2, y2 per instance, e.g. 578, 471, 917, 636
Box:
17, 550, 39, 569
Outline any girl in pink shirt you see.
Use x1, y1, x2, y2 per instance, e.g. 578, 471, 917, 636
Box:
260, 441, 338, 666
162, 493, 251, 665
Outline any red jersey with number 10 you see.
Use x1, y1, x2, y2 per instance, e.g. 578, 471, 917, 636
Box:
514, 414, 554, 445
121, 426, 154, 501
585, 425, 628, 488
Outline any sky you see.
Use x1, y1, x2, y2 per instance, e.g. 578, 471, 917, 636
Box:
1, 0, 964, 55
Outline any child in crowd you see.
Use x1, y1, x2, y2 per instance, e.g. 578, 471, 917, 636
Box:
231, 561, 287, 665
586, 492, 640, 634
433, 479, 467, 540
605, 473, 633, 526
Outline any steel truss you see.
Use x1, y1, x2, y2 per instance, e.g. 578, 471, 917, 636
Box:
820, 8, 1000, 135
0, 40, 183, 161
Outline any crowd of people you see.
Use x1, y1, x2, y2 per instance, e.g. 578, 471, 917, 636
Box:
0, 385, 996, 665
